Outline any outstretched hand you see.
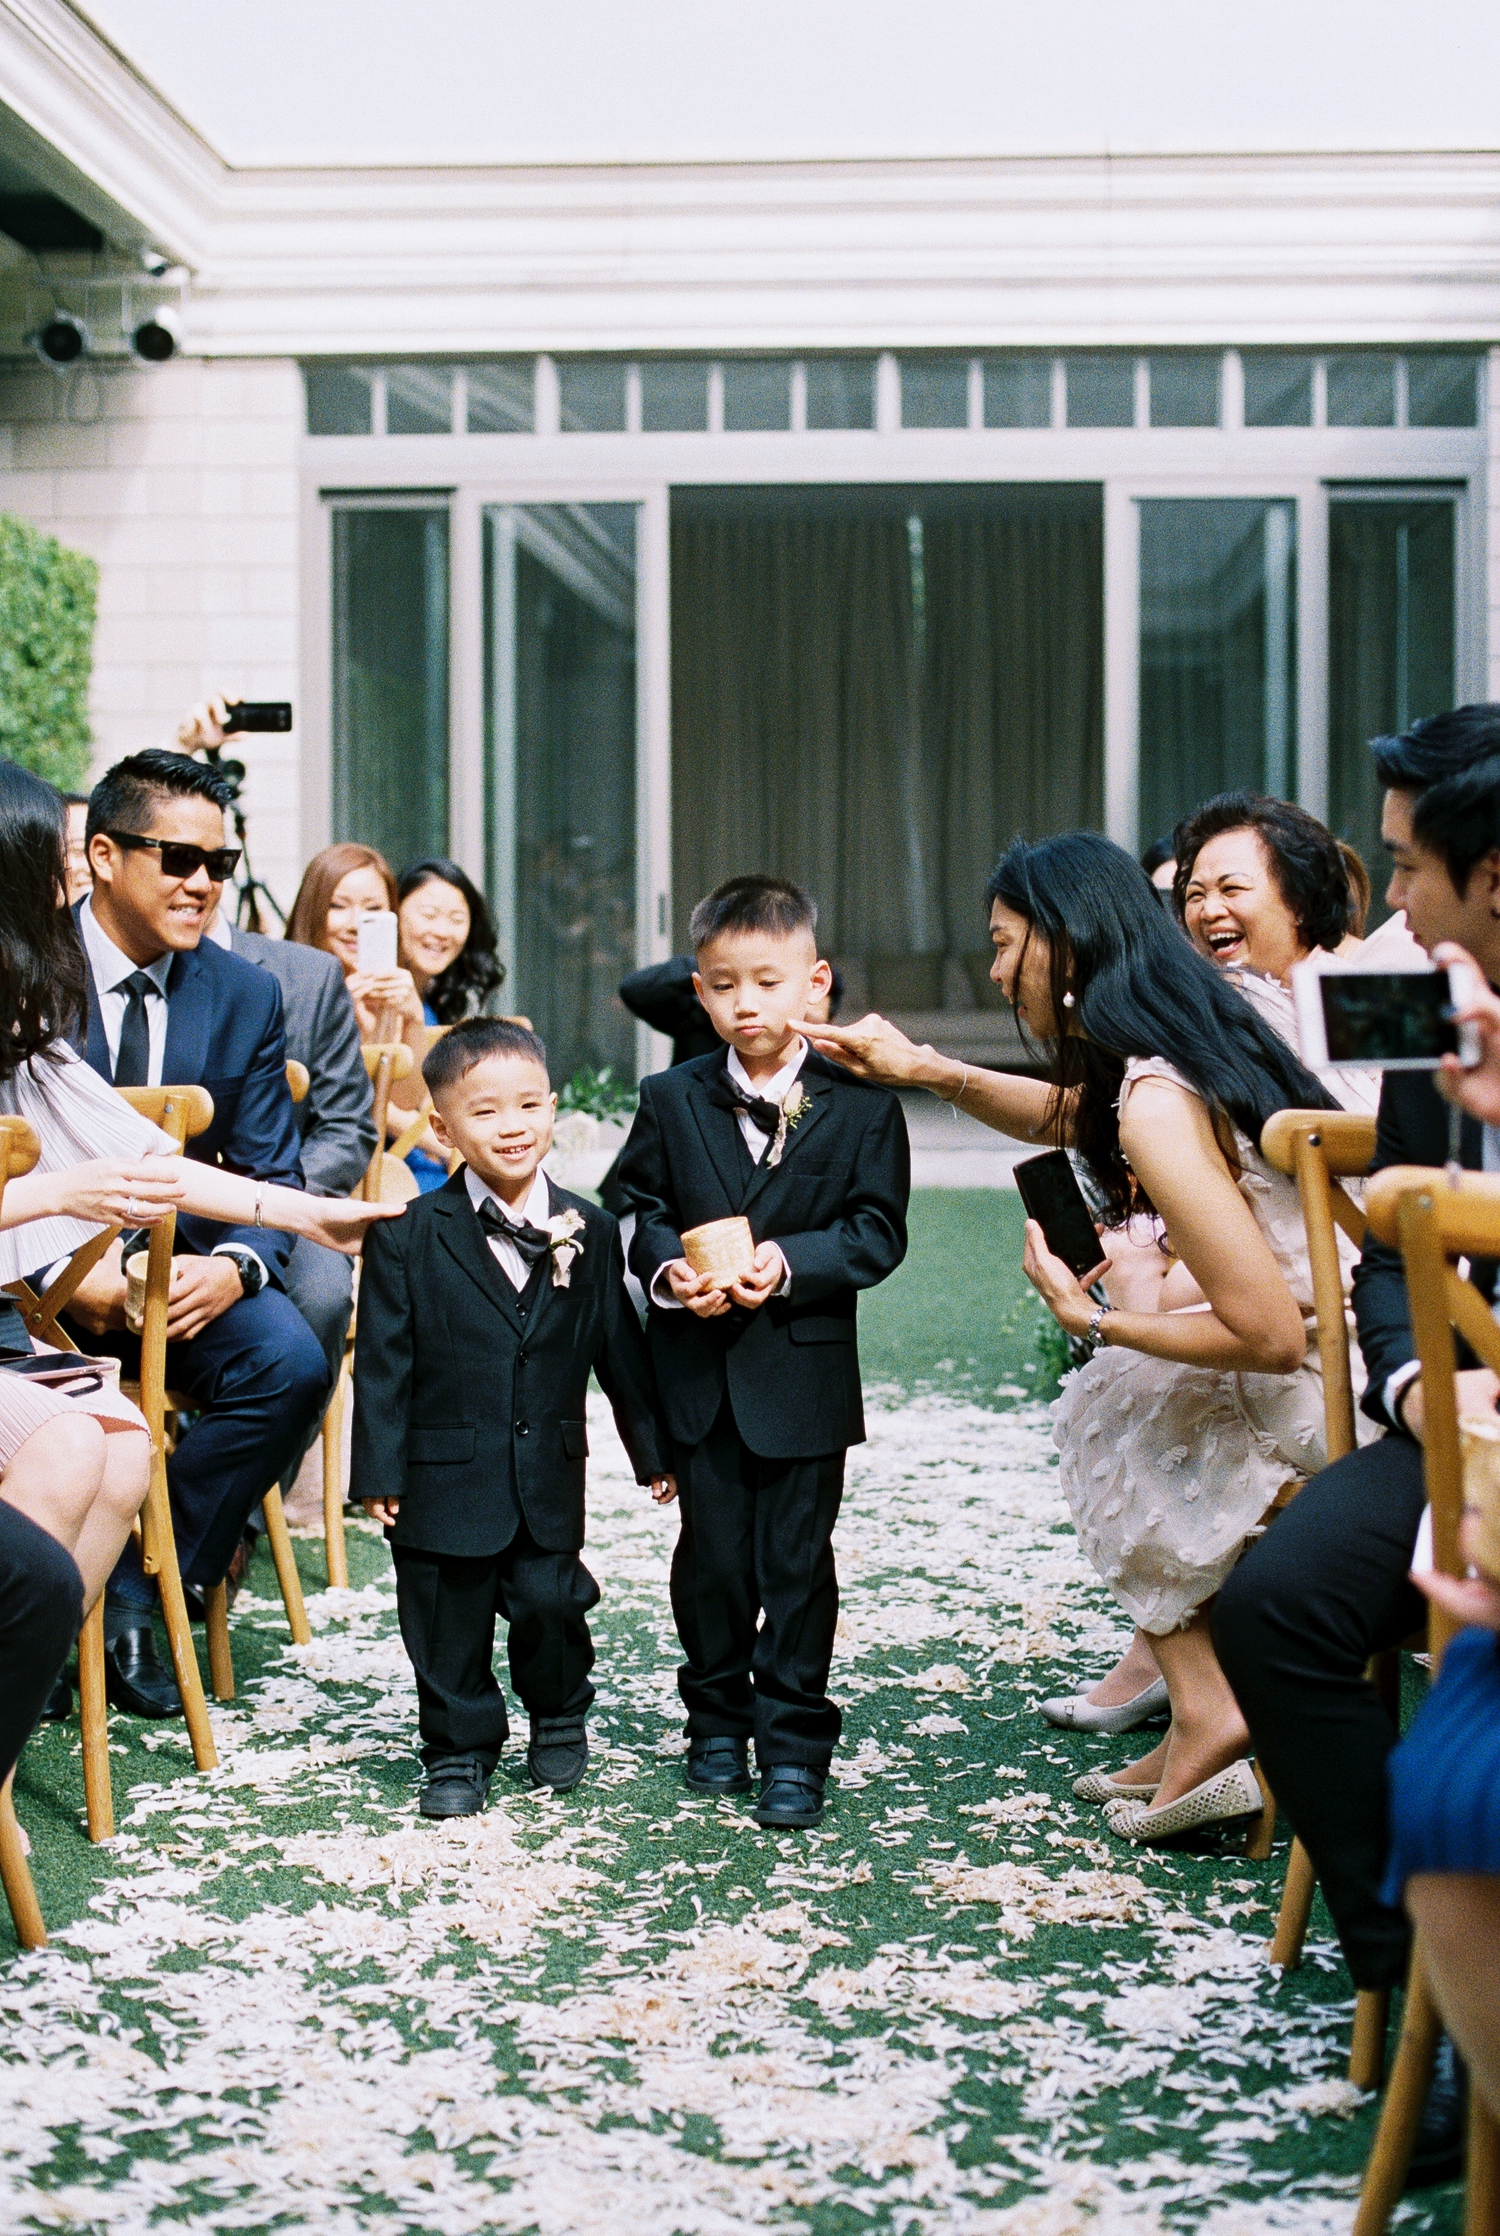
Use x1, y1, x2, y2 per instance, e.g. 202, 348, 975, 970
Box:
796, 1012, 930, 1086
299, 1196, 407, 1255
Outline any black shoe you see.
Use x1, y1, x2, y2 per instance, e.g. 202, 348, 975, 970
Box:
753, 1765, 826, 1828
685, 1737, 753, 1794
102, 1623, 182, 1719
39, 1668, 72, 1721
1406, 2034, 1467, 2189
419, 1756, 491, 1819
528, 1714, 589, 1792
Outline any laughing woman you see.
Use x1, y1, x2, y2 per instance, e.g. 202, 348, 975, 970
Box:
807, 832, 1373, 1845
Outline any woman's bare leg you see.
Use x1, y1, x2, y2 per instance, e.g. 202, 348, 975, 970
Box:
0, 1414, 106, 1553
1109, 1604, 1249, 1802
1081, 1628, 1162, 1708
1407, 1876, 1500, 2122
67, 1426, 150, 1611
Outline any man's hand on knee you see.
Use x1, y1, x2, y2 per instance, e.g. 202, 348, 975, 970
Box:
164, 1256, 243, 1343
1400, 1366, 1500, 1447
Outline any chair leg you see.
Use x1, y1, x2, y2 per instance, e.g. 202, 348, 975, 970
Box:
139, 1446, 217, 1772
262, 1486, 311, 1646
1353, 1951, 1442, 2236
77, 1602, 114, 1842
1271, 1837, 1316, 1968
1467, 2097, 1500, 2236
1245, 1759, 1277, 1862
1350, 1987, 1391, 2092
204, 1584, 234, 1701
321, 1374, 349, 1591
0, 1771, 46, 1949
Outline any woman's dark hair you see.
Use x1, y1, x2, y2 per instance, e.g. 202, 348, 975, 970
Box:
1170, 791, 1357, 954
0, 759, 87, 1078
986, 831, 1336, 1220
397, 857, 505, 1023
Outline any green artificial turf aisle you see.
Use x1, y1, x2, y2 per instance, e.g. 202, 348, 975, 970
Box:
0, 1195, 1461, 2232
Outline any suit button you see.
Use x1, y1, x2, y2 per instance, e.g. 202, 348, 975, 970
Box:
517, 1351, 529, 1366
515, 1421, 530, 1436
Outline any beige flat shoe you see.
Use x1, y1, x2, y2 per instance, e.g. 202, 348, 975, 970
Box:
1072, 1769, 1160, 1806
1104, 1758, 1263, 1845
1039, 1677, 1170, 1734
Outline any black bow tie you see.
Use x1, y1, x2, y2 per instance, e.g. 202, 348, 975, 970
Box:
708, 1071, 784, 1137
476, 1198, 551, 1264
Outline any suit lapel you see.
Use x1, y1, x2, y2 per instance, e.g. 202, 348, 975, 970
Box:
162, 947, 211, 1091
686, 1053, 750, 1209
80, 956, 109, 1077
432, 1179, 529, 1337
737, 1059, 833, 1217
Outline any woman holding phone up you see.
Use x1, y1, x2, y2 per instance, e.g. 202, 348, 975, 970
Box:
805, 832, 1376, 1845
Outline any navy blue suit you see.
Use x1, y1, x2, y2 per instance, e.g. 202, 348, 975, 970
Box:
72, 923, 331, 1596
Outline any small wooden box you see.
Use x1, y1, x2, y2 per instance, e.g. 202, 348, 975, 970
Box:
681, 1216, 755, 1287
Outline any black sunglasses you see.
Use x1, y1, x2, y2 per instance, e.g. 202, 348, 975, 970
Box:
105, 831, 242, 881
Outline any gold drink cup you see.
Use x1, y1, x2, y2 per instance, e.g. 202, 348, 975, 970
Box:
1459, 1412, 1500, 1578
681, 1216, 755, 1288
124, 1249, 151, 1334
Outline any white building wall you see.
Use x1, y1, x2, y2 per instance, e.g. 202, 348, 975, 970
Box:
0, 353, 305, 912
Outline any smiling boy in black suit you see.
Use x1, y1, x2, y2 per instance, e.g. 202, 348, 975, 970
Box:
353, 1018, 673, 1818
616, 876, 910, 1827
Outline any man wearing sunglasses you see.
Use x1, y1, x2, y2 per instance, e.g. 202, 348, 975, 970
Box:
58, 750, 330, 1719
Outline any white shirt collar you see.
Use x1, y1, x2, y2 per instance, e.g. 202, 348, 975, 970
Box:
79, 893, 173, 997
726, 1037, 807, 1109
464, 1163, 552, 1229
202, 907, 234, 951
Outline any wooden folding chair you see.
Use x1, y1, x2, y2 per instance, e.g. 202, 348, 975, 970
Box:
1258, 1109, 1389, 2088
1350, 1165, 1500, 2235
362, 1040, 416, 1202
0, 1112, 48, 1946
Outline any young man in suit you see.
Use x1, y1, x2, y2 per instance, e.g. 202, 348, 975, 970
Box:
352, 1018, 672, 1816
616, 875, 909, 1829
1215, 703, 1500, 2179
60, 751, 329, 1718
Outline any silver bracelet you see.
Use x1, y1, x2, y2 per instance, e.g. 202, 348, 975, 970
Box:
1084, 1302, 1113, 1355
938, 1062, 969, 1108
253, 1186, 266, 1229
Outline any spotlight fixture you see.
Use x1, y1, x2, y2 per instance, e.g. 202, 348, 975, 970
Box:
28, 310, 88, 366
130, 306, 181, 363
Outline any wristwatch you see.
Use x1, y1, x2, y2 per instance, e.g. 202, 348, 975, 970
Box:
217, 1248, 267, 1300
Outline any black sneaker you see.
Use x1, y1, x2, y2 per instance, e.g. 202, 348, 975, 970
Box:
418, 1756, 491, 1819
753, 1765, 826, 1828
528, 1714, 589, 1792
1406, 2034, 1467, 2189
685, 1737, 753, 1794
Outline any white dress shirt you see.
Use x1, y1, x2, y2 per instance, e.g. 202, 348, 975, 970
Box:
465, 1164, 553, 1292
78, 895, 173, 1085
650, 1040, 805, 1308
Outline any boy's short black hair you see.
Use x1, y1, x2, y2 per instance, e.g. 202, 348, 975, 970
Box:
423, 1016, 549, 1099
688, 874, 817, 951
1370, 705, 1500, 895
85, 749, 235, 846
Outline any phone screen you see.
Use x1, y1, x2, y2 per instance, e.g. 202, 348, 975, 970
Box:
1014, 1150, 1104, 1280
356, 911, 399, 976
1317, 971, 1458, 1067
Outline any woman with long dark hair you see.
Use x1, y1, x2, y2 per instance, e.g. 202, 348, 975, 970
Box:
807, 830, 1375, 1844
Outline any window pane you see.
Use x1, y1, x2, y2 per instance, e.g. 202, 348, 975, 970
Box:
384, 365, 453, 435
722, 359, 790, 432
640, 361, 708, 433
1407, 354, 1479, 429
467, 360, 534, 433
1138, 499, 1297, 841
304, 364, 374, 436
485, 503, 637, 1081
558, 359, 626, 433
1066, 354, 1135, 427
900, 356, 969, 429
331, 509, 449, 868
1327, 353, 1396, 427
1242, 353, 1313, 427
1148, 353, 1221, 427
805, 359, 875, 430
983, 356, 1052, 428
1329, 499, 1454, 924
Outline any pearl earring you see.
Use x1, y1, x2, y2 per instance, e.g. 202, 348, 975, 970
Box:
1062, 991, 1076, 1009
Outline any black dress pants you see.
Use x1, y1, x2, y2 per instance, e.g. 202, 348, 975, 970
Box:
671, 1395, 846, 1768
0, 1502, 84, 1787
391, 1522, 598, 1774
1213, 1434, 1426, 1990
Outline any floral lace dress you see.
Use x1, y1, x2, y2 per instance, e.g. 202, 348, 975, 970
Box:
1050, 1055, 1380, 1634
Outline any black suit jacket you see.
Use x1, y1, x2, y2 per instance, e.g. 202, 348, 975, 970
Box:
349, 1170, 667, 1557
617, 957, 722, 1067
77, 912, 305, 1281
1355, 1067, 1495, 1428
616, 1047, 910, 1459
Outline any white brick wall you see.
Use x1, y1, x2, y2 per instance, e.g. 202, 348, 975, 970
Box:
0, 356, 305, 915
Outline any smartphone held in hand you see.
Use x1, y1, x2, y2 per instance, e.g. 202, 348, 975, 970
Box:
222, 701, 293, 733
356, 910, 399, 975
1292, 956, 1482, 1072
1014, 1150, 1104, 1280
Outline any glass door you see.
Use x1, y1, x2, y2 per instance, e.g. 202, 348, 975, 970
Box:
484, 502, 640, 1086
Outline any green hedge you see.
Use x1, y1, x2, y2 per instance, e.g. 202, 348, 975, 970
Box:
0, 513, 97, 791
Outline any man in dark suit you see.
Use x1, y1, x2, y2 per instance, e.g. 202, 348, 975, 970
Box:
351, 1019, 670, 1814
65, 751, 329, 1716
616, 875, 909, 1828
1216, 707, 1500, 2156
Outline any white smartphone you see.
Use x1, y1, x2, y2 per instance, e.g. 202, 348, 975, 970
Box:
356, 910, 399, 975
1291, 955, 1482, 1072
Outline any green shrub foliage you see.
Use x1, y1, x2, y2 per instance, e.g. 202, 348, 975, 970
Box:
0, 513, 97, 790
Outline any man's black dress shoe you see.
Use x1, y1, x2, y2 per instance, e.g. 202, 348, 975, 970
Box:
685, 1737, 753, 1794
1406, 2034, 1467, 2189
103, 1624, 182, 1719
39, 1669, 72, 1721
753, 1765, 826, 1827
528, 1714, 589, 1792
419, 1756, 491, 1819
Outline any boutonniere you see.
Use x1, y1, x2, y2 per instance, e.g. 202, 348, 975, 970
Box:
767, 1081, 808, 1169
545, 1208, 587, 1288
